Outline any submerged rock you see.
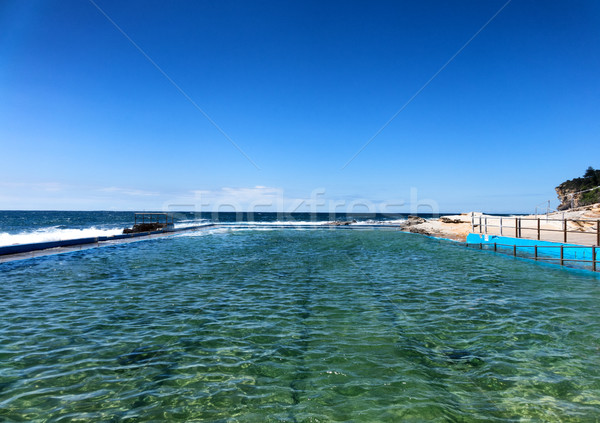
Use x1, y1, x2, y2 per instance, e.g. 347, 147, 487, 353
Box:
444, 349, 485, 367
117, 345, 166, 366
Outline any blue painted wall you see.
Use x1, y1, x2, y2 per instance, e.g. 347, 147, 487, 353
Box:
466, 233, 599, 261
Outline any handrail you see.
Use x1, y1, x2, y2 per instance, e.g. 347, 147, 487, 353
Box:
466, 242, 598, 272
488, 216, 598, 222
134, 212, 174, 226
471, 215, 600, 246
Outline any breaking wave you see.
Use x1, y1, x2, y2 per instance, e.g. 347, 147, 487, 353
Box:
0, 218, 408, 247
0, 227, 124, 247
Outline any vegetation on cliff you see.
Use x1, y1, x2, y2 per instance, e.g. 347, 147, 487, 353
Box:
556, 167, 600, 210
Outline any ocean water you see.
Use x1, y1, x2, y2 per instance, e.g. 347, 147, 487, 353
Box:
1, 218, 600, 421
0, 211, 416, 247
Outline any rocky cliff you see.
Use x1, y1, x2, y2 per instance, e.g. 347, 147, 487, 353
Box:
556, 167, 600, 210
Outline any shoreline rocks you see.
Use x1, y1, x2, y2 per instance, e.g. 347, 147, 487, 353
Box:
325, 220, 357, 226
400, 213, 473, 242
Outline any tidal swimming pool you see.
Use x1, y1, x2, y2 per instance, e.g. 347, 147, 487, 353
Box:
1, 229, 599, 421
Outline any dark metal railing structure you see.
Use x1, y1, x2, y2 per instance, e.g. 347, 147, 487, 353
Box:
134, 213, 174, 227
466, 242, 599, 272
471, 215, 600, 246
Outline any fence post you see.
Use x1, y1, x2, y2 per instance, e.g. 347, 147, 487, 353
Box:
597, 220, 599, 246
480, 243, 483, 250
534, 245, 538, 260
471, 214, 474, 232
484, 217, 488, 234
560, 245, 564, 266
518, 218, 522, 238
479, 216, 482, 234
500, 217, 503, 236
513, 245, 517, 256
564, 219, 567, 243
537, 218, 540, 240
494, 242, 497, 252
515, 218, 518, 238
593, 246, 596, 272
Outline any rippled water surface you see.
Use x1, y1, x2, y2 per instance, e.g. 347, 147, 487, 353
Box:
1, 229, 600, 421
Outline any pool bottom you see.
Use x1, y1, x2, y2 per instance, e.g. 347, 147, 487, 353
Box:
1, 229, 599, 421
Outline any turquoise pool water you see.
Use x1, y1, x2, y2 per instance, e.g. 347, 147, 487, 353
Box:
1, 228, 599, 421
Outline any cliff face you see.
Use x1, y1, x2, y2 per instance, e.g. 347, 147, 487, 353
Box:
555, 167, 600, 210
555, 186, 600, 210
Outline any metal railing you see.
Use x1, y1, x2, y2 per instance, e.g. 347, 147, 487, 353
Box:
134, 213, 174, 226
471, 215, 600, 246
466, 242, 599, 272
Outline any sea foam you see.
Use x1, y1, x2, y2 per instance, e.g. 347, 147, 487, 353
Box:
0, 227, 124, 247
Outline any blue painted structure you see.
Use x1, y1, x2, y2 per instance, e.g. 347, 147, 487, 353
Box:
466, 233, 599, 262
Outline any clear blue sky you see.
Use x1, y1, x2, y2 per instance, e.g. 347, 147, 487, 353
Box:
1, 0, 598, 213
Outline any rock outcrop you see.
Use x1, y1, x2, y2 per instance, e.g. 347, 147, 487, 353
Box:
401, 215, 435, 236
555, 167, 600, 210
405, 215, 427, 224
440, 217, 464, 224
399, 214, 473, 241
326, 220, 357, 226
